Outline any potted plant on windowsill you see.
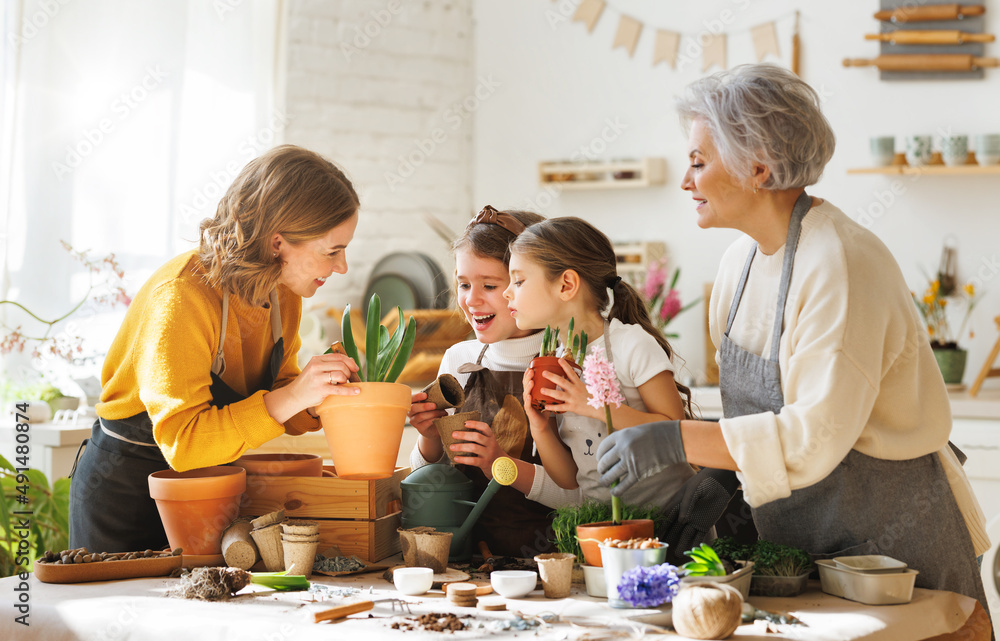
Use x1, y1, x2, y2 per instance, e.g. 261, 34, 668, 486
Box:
711, 536, 813, 598
315, 293, 416, 480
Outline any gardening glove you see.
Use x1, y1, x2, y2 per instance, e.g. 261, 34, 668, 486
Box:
660, 467, 740, 561
596, 421, 686, 497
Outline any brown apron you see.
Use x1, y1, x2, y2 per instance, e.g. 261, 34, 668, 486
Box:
454, 344, 556, 558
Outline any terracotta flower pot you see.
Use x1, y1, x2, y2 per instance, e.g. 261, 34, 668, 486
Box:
576, 519, 654, 568
148, 466, 246, 555
233, 453, 324, 477
529, 356, 581, 411
316, 382, 410, 479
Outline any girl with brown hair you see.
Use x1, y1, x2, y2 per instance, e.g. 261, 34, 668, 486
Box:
407, 205, 579, 557
69, 145, 363, 553
504, 216, 697, 513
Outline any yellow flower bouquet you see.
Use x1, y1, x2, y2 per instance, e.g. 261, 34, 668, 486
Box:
912, 280, 980, 349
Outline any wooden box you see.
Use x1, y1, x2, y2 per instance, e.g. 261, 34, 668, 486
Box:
239, 466, 408, 562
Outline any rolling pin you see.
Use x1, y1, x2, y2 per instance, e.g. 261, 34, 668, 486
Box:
865, 30, 995, 45
843, 54, 1000, 71
874, 4, 986, 23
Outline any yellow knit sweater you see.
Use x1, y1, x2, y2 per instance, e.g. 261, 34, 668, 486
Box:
97, 250, 320, 471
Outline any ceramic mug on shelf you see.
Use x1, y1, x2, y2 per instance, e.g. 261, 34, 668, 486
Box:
976, 133, 1000, 166
904, 135, 932, 167
940, 135, 969, 167
869, 136, 895, 167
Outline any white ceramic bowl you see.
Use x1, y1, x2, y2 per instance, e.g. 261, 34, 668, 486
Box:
393, 567, 434, 596
490, 570, 537, 598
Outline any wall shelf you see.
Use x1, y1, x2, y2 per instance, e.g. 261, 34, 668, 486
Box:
538, 157, 666, 190
850, 150, 1000, 175
612, 241, 665, 278
848, 164, 1000, 175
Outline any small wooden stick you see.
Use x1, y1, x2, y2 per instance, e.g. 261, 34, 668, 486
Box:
314, 601, 374, 623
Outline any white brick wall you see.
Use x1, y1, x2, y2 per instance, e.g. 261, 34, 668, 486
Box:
283, 0, 475, 327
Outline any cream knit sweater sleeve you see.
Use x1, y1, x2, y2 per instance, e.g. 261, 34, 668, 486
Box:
709, 201, 988, 554
711, 202, 950, 504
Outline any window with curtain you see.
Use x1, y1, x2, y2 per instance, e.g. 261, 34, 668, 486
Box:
1, 0, 284, 391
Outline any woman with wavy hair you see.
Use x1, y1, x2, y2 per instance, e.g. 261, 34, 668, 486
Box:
69, 145, 362, 553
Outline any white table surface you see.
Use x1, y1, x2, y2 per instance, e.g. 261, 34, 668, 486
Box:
0, 559, 981, 641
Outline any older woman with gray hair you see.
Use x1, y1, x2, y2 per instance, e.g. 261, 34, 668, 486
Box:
597, 64, 990, 609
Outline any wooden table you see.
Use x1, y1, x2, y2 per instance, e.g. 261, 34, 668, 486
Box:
0, 560, 990, 641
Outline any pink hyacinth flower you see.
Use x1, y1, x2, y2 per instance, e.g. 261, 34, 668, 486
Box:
643, 259, 668, 301
583, 344, 625, 411
660, 289, 682, 322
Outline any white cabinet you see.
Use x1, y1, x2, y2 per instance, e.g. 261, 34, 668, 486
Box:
951, 418, 1000, 525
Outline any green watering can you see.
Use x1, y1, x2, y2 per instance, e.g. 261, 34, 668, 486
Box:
399, 457, 518, 562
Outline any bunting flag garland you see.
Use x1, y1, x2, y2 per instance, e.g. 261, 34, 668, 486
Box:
572, 0, 605, 33
751, 22, 781, 62
612, 14, 642, 57
702, 33, 727, 72
652, 30, 681, 68
557, 1, 800, 75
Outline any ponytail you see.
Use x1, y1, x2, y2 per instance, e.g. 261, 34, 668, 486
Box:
513, 217, 693, 419
609, 280, 694, 419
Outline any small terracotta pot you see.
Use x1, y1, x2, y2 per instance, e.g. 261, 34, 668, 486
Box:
575, 520, 654, 568
233, 453, 324, 477
317, 382, 410, 479
529, 356, 581, 411
148, 466, 246, 555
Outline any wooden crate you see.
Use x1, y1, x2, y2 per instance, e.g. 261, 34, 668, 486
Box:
242, 466, 407, 520
239, 466, 408, 562
314, 512, 402, 562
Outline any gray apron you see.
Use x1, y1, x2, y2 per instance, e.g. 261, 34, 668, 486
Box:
69, 290, 284, 553
719, 192, 989, 610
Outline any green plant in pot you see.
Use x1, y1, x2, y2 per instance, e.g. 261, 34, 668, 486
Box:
552, 499, 664, 564
679, 542, 755, 600
528, 318, 588, 411
708, 536, 812, 597
912, 278, 981, 385
316, 293, 416, 480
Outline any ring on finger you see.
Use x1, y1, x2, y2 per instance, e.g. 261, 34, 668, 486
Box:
329, 373, 334, 385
